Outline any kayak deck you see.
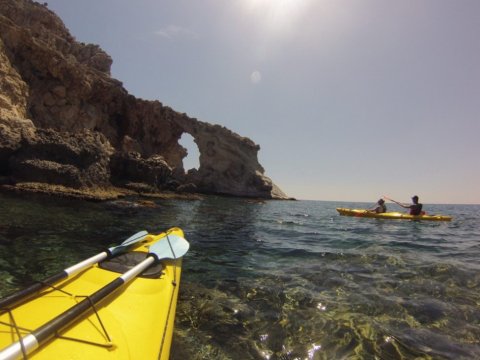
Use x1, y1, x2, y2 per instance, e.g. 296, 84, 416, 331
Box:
336, 208, 452, 221
0, 228, 185, 360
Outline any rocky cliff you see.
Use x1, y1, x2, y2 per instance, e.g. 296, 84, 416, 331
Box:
0, 0, 289, 199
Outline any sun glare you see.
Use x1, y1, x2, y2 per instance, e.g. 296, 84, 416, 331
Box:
245, 0, 302, 10
242, 0, 309, 34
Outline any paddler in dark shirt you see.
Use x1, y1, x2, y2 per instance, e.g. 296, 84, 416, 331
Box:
397, 195, 423, 215
368, 198, 387, 213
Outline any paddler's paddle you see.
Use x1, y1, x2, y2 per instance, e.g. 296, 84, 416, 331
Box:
384, 195, 426, 216
0, 233, 189, 360
383, 196, 405, 206
0, 230, 148, 311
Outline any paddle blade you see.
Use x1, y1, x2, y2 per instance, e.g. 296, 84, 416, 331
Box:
108, 230, 148, 256
121, 230, 148, 246
150, 234, 190, 260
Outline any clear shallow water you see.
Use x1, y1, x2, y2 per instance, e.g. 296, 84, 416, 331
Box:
0, 193, 479, 359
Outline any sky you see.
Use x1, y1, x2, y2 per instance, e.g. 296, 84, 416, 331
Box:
45, 0, 480, 204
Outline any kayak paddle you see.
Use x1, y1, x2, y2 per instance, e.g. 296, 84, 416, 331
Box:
0, 233, 189, 360
0, 230, 148, 311
383, 196, 404, 206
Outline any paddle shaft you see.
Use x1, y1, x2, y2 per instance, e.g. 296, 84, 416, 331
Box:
0, 231, 147, 311
384, 196, 406, 207
0, 253, 106, 311
0, 254, 158, 360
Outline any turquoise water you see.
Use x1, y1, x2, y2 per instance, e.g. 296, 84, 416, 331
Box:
0, 192, 479, 359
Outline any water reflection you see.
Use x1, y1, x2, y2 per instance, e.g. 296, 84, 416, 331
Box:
1, 194, 479, 359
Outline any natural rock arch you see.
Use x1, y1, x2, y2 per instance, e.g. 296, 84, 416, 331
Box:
0, 0, 289, 199
174, 115, 287, 198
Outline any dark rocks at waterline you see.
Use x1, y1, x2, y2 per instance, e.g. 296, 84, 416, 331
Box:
8, 128, 113, 188
109, 151, 172, 189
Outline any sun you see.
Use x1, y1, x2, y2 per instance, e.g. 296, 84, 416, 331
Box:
242, 0, 309, 32
245, 0, 302, 11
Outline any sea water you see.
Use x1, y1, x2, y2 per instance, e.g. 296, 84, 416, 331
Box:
0, 192, 479, 359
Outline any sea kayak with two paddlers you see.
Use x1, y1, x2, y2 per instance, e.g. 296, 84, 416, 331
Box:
336, 208, 452, 221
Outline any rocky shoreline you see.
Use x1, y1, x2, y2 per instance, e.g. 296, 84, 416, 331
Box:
0, 0, 291, 201
0, 181, 204, 202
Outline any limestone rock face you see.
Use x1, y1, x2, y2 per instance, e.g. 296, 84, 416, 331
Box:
0, 0, 289, 199
10, 128, 113, 188
110, 152, 172, 188
174, 116, 288, 198
0, 117, 33, 173
0, 38, 28, 121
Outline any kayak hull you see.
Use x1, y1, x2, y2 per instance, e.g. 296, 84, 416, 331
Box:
0, 228, 185, 360
336, 208, 452, 221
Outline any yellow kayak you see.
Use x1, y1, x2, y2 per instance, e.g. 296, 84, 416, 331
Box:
0, 227, 189, 360
336, 208, 452, 221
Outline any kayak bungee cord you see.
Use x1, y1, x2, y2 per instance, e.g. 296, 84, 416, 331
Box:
1, 282, 116, 352
0, 311, 25, 360
0, 233, 190, 360
158, 273, 177, 359
165, 232, 178, 285
0, 231, 148, 312
0, 231, 150, 357
72, 295, 113, 346
158, 232, 180, 358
